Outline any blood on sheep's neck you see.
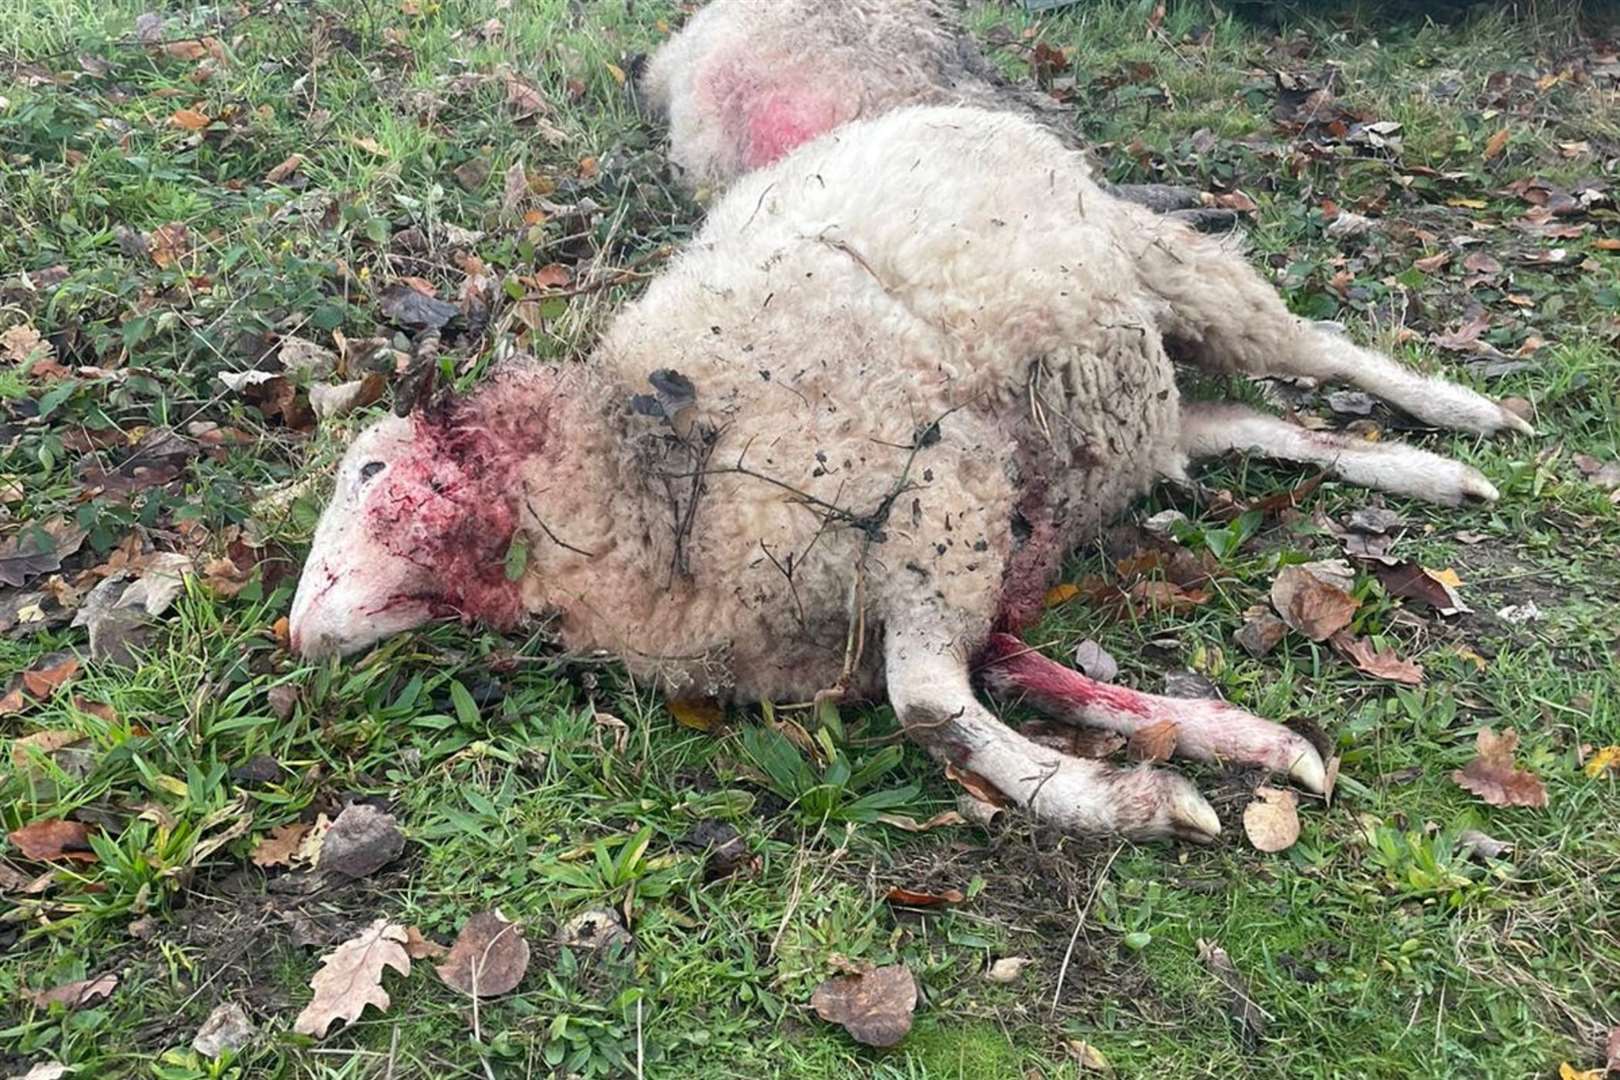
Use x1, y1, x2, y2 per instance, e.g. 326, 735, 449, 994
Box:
369, 373, 564, 630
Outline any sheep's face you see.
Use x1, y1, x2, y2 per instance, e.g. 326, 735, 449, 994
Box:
290, 405, 528, 659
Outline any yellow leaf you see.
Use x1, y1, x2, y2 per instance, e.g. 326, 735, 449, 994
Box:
1483, 128, 1510, 161
1447, 197, 1488, 209
1044, 583, 1080, 607
352, 136, 388, 157
170, 108, 211, 131
669, 699, 724, 733
1453, 644, 1487, 672
604, 62, 626, 85
1559, 1064, 1600, 1080
1429, 567, 1464, 588
1584, 745, 1620, 779
154, 774, 190, 797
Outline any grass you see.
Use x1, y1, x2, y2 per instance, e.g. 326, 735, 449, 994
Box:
3, 0, 1619, 1076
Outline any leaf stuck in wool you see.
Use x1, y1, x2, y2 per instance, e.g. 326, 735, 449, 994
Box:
811, 963, 917, 1047
1452, 727, 1548, 808
292, 919, 411, 1037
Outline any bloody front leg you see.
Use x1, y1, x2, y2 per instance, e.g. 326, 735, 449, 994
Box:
976, 634, 1326, 793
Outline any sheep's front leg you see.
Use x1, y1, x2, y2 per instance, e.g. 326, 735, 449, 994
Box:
1180, 402, 1500, 506
885, 620, 1221, 842
977, 634, 1326, 794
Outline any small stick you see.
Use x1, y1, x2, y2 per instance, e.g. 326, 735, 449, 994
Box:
1051, 843, 1122, 1017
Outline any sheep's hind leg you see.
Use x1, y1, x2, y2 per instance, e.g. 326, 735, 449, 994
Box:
885, 619, 1221, 842
977, 633, 1326, 794
1180, 402, 1500, 506
1138, 218, 1532, 437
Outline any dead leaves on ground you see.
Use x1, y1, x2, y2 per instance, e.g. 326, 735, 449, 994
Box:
1452, 727, 1548, 808
8, 818, 96, 863
1242, 787, 1301, 852
0, 653, 80, 716
1270, 561, 1358, 641
26, 972, 118, 1011
435, 910, 531, 997
811, 962, 917, 1048
293, 919, 412, 1038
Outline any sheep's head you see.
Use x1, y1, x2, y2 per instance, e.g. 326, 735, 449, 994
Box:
290, 378, 551, 658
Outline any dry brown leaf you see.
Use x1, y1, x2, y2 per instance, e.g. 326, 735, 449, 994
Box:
1044, 582, 1080, 607
11, 730, 85, 768
1242, 786, 1301, 852
985, 956, 1033, 983
1331, 631, 1424, 685
435, 910, 530, 997
148, 222, 191, 269
884, 886, 964, 908
21, 655, 80, 700
1483, 127, 1511, 161
292, 919, 411, 1037
1127, 719, 1178, 763
27, 972, 117, 1010
944, 763, 1011, 807
403, 926, 449, 960
1271, 563, 1358, 641
1068, 1039, 1114, 1073
874, 809, 966, 832
8, 818, 96, 863
811, 963, 917, 1047
169, 107, 210, 131
503, 72, 547, 119
250, 822, 310, 868
264, 153, 304, 184
1452, 727, 1548, 808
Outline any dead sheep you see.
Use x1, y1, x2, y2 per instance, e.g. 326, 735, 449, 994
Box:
291, 107, 1525, 841
640, 0, 1224, 224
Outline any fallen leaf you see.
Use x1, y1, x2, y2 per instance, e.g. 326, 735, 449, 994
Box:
250, 822, 311, 868
1044, 582, 1080, 607
1198, 939, 1267, 1045
1583, 745, 1620, 778
10, 1063, 71, 1080
984, 956, 1033, 983
669, 699, 723, 732
1331, 631, 1425, 685
884, 886, 964, 908
875, 809, 966, 832
1271, 562, 1358, 641
1242, 786, 1301, 852
1233, 613, 1287, 657
10, 730, 86, 769
7, 817, 95, 862
191, 1002, 254, 1060
1483, 127, 1511, 161
1606, 1025, 1619, 1073
264, 153, 304, 184
403, 926, 449, 960
317, 803, 404, 878
169, 107, 210, 131
378, 282, 458, 330
147, 222, 191, 268
21, 655, 79, 698
811, 964, 917, 1048
1457, 828, 1513, 861
1126, 719, 1178, 763
1072, 639, 1119, 681
293, 919, 411, 1037
1452, 727, 1547, 808
309, 373, 387, 422
1374, 563, 1472, 615
435, 910, 530, 997
944, 763, 1011, 807
27, 972, 116, 1010
503, 71, 547, 119
1067, 1039, 1114, 1074
1413, 252, 1451, 273
560, 908, 634, 951
1560, 1065, 1601, 1080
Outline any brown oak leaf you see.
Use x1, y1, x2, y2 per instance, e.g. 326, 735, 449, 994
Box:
1331, 631, 1424, 685
8, 818, 96, 863
292, 919, 411, 1038
1452, 727, 1548, 808
250, 822, 311, 868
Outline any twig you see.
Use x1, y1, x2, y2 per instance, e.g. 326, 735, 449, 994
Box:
1051, 843, 1122, 1017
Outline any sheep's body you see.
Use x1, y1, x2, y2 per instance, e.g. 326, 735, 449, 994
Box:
531, 107, 1178, 703
293, 106, 1525, 840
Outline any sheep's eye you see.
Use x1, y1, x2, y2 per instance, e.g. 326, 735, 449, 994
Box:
359, 461, 386, 484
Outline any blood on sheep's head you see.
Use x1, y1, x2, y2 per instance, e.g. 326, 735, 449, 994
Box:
289, 382, 546, 658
